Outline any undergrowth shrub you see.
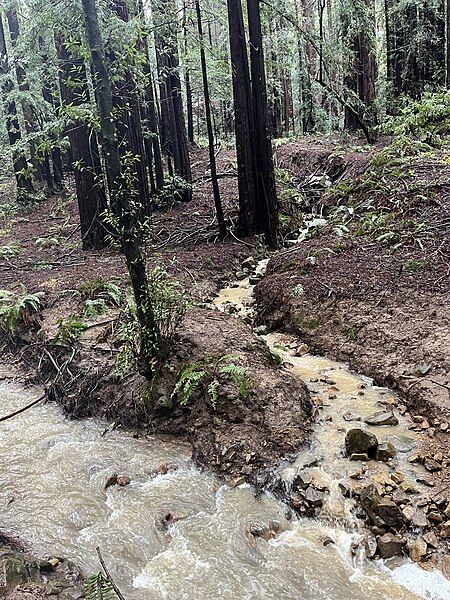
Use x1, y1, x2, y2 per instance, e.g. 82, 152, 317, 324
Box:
115, 268, 189, 377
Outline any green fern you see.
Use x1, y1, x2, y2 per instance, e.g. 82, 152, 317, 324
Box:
171, 362, 206, 406
220, 363, 251, 399
53, 315, 88, 344
0, 288, 44, 335
207, 379, 219, 410
85, 572, 118, 600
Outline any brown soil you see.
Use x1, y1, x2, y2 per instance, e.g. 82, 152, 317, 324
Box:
0, 147, 312, 488
256, 138, 450, 490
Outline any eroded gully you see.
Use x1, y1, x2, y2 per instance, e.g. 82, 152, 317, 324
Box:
0, 259, 449, 599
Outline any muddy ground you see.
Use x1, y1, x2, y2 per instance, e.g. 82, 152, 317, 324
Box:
0, 147, 312, 486
1, 139, 450, 572
256, 138, 450, 491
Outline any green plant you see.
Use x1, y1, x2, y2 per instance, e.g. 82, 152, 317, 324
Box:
78, 278, 122, 307
53, 315, 88, 344
0, 243, 20, 259
171, 354, 253, 410
171, 362, 206, 406
85, 572, 118, 600
34, 236, 61, 250
0, 288, 44, 336
84, 298, 107, 319
114, 269, 189, 377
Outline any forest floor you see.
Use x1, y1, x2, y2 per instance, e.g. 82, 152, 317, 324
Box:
1, 137, 450, 572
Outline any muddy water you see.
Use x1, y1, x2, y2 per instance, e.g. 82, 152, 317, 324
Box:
0, 269, 450, 599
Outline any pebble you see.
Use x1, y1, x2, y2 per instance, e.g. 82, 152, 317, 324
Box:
409, 538, 427, 562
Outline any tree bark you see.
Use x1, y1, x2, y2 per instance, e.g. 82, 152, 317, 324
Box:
247, 0, 278, 247
0, 13, 34, 197
153, 0, 192, 201
55, 36, 108, 249
195, 0, 226, 238
226, 0, 259, 235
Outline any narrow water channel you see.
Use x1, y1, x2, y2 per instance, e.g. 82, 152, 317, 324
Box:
1, 265, 449, 599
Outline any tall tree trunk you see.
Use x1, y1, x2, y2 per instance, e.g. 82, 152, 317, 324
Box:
195, 0, 226, 238
247, 0, 278, 247
183, 1, 195, 143
226, 0, 259, 235
153, 0, 192, 201
81, 0, 158, 381
39, 35, 64, 192
56, 36, 107, 249
109, 0, 151, 213
5, 2, 43, 182
0, 13, 34, 197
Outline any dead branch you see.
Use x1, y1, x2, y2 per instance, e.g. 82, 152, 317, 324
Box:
0, 393, 46, 423
96, 547, 126, 600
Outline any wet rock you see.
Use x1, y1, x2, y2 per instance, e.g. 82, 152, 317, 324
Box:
377, 533, 403, 559
322, 537, 335, 547
416, 476, 435, 487
423, 531, 439, 549
345, 429, 378, 457
343, 411, 361, 422
249, 275, 262, 285
339, 482, 351, 498
409, 537, 427, 562
241, 257, 256, 270
364, 534, 378, 558
2, 557, 41, 587
410, 509, 429, 529
391, 472, 404, 485
376, 442, 396, 462
360, 484, 403, 527
387, 435, 416, 453
292, 471, 314, 491
439, 422, 449, 432
104, 473, 119, 490
350, 452, 370, 461
365, 412, 399, 427
304, 487, 325, 507
400, 481, 419, 494
116, 475, 131, 487
236, 271, 247, 281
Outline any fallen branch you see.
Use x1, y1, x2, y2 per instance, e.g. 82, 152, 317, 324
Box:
0, 393, 46, 423
96, 547, 126, 600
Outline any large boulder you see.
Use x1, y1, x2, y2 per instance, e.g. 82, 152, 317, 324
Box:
360, 484, 404, 527
345, 429, 378, 458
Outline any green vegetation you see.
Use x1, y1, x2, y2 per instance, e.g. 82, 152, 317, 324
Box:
0, 287, 44, 337
171, 354, 253, 410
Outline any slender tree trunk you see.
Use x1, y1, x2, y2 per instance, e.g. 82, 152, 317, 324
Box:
183, 1, 195, 143
56, 36, 107, 249
39, 35, 64, 192
247, 0, 278, 247
81, 0, 158, 380
5, 2, 43, 182
109, 0, 151, 213
0, 14, 34, 197
195, 0, 226, 237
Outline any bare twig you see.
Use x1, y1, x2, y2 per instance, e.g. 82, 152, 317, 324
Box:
96, 547, 126, 600
0, 393, 46, 423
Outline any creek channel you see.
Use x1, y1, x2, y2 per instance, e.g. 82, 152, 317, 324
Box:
0, 259, 449, 599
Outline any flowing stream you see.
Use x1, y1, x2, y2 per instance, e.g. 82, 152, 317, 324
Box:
1, 264, 450, 599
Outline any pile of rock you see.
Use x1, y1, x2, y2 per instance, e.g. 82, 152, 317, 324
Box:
345, 427, 396, 463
